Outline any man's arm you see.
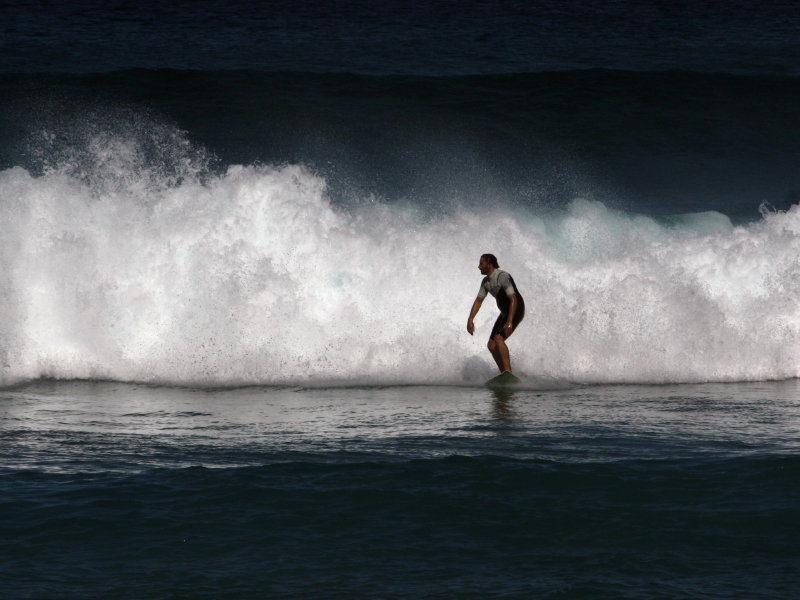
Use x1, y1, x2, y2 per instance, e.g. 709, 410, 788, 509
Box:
466, 297, 484, 336
503, 294, 517, 337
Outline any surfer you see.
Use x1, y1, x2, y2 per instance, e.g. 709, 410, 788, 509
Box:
466, 254, 525, 374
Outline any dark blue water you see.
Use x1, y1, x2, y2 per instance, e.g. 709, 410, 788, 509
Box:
3, 1, 799, 76
2, 3, 800, 598
3, 381, 800, 599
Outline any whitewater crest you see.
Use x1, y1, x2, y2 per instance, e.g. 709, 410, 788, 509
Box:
1, 132, 800, 386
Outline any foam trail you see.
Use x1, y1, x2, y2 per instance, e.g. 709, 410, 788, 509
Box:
2, 138, 800, 386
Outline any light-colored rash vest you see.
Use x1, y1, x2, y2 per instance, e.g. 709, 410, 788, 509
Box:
477, 269, 516, 301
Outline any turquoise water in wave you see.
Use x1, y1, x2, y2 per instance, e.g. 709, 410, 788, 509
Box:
3, 381, 800, 599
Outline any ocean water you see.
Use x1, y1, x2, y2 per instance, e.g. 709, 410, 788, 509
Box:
3, 380, 800, 598
2, 2, 800, 598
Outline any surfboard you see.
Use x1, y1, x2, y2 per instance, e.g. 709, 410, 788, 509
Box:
486, 371, 522, 387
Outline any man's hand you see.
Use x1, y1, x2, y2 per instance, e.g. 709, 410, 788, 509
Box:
467, 297, 483, 336
503, 294, 517, 339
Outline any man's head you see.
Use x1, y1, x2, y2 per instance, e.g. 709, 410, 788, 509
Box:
479, 253, 499, 275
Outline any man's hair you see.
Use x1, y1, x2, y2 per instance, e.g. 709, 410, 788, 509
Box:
481, 253, 499, 268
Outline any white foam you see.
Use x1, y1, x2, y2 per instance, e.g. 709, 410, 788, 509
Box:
2, 147, 800, 386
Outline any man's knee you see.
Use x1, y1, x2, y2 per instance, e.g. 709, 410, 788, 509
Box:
487, 339, 496, 352
492, 334, 506, 346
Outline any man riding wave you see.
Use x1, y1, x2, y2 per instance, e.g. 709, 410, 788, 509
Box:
466, 254, 525, 374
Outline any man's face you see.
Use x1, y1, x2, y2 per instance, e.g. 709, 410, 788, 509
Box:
479, 257, 491, 275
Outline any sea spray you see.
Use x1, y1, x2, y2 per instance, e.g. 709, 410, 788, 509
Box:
2, 132, 800, 386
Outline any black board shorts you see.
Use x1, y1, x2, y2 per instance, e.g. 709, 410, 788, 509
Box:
489, 303, 525, 340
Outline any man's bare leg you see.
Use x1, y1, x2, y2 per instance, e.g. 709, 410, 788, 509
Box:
487, 339, 504, 372
489, 334, 512, 373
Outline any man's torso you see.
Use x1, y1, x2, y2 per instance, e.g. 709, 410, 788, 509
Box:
479, 269, 524, 312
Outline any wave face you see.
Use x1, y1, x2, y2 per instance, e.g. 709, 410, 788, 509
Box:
2, 124, 800, 386
4, 70, 800, 221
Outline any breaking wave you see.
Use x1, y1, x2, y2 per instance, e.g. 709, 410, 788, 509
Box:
2, 125, 799, 386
